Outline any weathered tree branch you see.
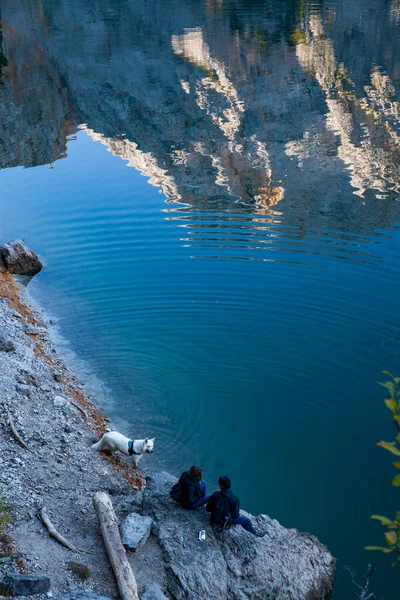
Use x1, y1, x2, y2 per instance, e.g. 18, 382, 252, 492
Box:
39, 507, 87, 554
70, 400, 88, 419
93, 491, 139, 600
6, 408, 32, 452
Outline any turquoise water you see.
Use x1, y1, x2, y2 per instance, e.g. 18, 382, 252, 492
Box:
1, 0, 400, 597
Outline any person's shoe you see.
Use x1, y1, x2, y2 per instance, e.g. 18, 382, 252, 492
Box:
255, 531, 265, 538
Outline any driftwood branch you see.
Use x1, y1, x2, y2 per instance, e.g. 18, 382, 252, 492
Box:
93, 491, 139, 600
39, 507, 88, 554
70, 400, 88, 419
6, 408, 32, 452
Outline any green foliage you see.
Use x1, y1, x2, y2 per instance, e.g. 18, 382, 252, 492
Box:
366, 373, 400, 565
371, 515, 393, 526
365, 546, 393, 553
376, 441, 400, 456
0, 490, 9, 532
289, 28, 307, 45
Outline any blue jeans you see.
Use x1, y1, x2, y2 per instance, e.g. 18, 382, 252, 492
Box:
187, 481, 212, 509
231, 515, 258, 535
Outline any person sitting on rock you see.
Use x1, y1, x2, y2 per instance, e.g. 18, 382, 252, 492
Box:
174, 465, 211, 509
206, 475, 264, 536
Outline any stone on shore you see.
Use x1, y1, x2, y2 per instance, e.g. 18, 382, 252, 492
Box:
120, 513, 153, 551
53, 395, 67, 407
15, 383, 33, 397
0, 328, 15, 352
1, 573, 50, 596
16, 368, 39, 387
141, 472, 335, 600
24, 323, 46, 335
0, 239, 42, 275
59, 593, 112, 600
142, 582, 169, 600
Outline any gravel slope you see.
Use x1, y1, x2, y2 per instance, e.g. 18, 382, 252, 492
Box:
0, 266, 148, 599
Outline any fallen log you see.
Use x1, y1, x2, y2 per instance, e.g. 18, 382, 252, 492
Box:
39, 507, 86, 554
93, 491, 139, 600
6, 408, 32, 452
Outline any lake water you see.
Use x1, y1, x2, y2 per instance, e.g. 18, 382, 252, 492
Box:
1, 0, 400, 597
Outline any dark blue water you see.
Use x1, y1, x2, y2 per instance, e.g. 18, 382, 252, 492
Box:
1, 0, 400, 597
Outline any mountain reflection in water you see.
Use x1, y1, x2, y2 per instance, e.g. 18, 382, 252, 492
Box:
1, 1, 400, 598
1, 0, 400, 265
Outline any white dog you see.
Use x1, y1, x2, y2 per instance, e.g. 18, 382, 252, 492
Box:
91, 431, 155, 467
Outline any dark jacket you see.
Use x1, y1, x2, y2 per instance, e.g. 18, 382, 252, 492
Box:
178, 470, 203, 508
206, 489, 239, 525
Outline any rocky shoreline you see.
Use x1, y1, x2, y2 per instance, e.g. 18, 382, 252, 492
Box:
0, 253, 335, 599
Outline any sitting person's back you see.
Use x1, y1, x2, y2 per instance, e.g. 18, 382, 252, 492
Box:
207, 476, 264, 537
176, 465, 211, 509
206, 485, 239, 526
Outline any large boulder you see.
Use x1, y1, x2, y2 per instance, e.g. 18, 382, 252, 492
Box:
0, 239, 42, 275
142, 472, 335, 600
120, 513, 153, 551
1, 574, 50, 596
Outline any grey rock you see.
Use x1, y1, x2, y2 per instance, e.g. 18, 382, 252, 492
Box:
24, 324, 45, 335
120, 513, 153, 551
16, 369, 38, 387
0, 239, 42, 275
0, 329, 15, 352
142, 472, 335, 600
53, 395, 67, 408
1, 574, 50, 596
59, 594, 112, 600
142, 582, 169, 600
15, 384, 32, 397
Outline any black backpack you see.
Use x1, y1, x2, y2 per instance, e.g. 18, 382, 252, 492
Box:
170, 482, 183, 503
211, 492, 231, 526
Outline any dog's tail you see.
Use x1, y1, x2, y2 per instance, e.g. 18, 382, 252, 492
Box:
91, 439, 103, 451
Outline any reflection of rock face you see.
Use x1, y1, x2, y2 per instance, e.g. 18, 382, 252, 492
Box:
171, 28, 244, 141
1, 0, 400, 236
0, 12, 76, 169
293, 13, 400, 199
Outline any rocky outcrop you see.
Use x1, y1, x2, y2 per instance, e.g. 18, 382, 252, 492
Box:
141, 472, 335, 600
0, 240, 42, 275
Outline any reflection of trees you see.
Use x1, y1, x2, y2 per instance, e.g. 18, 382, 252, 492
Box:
390, 0, 400, 23
0, 13, 9, 82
